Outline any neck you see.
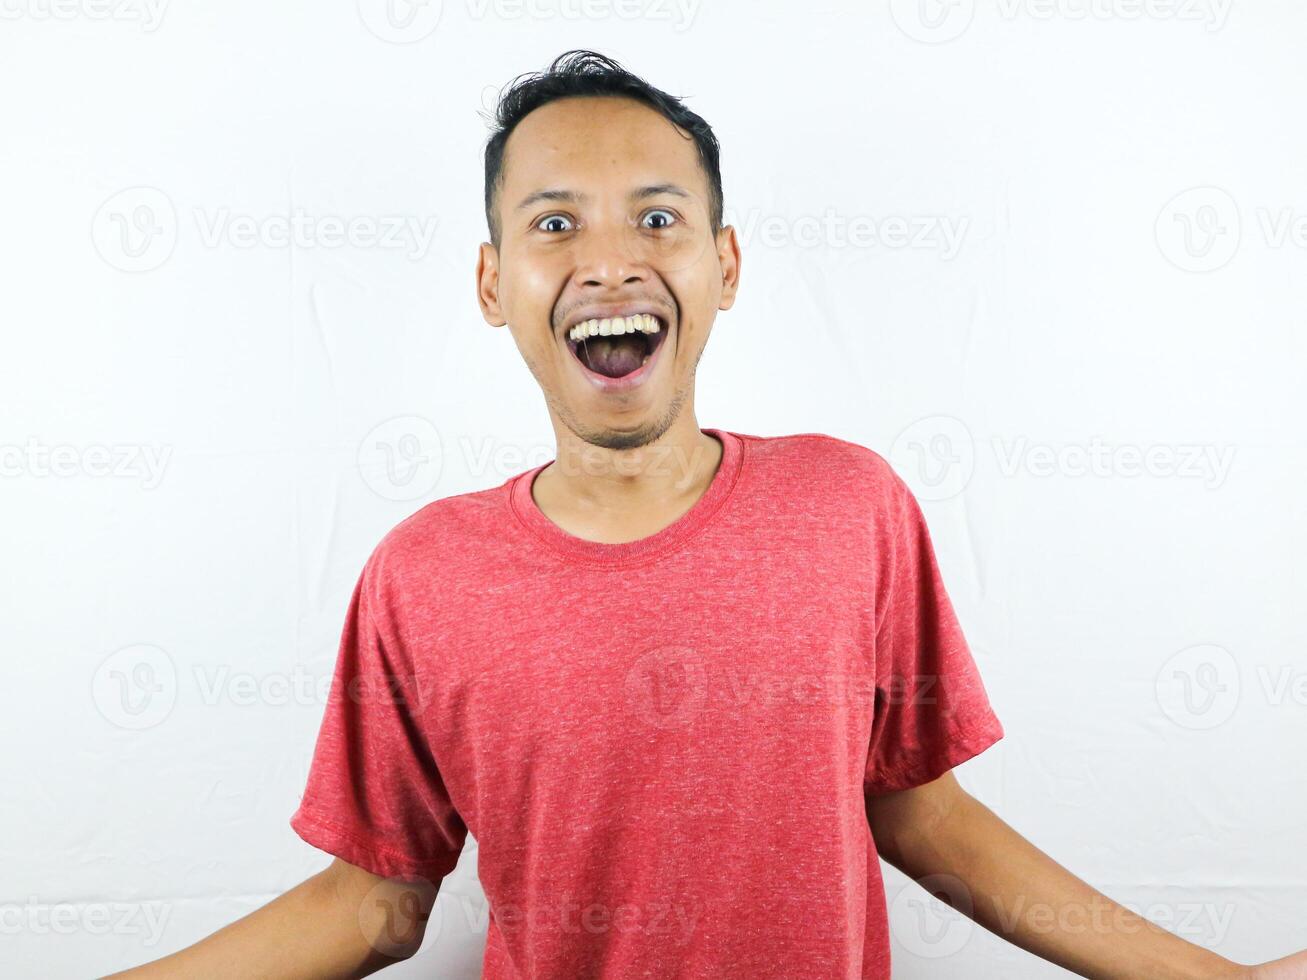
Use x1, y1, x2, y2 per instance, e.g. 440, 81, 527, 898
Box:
531, 414, 724, 543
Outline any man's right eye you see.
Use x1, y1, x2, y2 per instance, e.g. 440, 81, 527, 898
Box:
536, 214, 575, 233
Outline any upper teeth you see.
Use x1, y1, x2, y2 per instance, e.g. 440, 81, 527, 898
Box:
568, 314, 662, 342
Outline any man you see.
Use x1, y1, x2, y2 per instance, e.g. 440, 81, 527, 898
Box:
109, 50, 1305, 980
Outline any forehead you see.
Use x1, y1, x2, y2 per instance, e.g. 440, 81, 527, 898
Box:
500, 96, 706, 202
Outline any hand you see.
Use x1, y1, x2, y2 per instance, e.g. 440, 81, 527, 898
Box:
1246, 949, 1307, 980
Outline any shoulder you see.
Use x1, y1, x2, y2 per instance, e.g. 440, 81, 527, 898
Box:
729, 429, 908, 503
358, 478, 515, 594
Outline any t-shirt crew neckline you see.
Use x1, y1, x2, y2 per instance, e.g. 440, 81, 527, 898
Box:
508, 427, 744, 566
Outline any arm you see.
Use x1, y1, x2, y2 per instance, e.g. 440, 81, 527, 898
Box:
866, 771, 1248, 980
103, 857, 438, 980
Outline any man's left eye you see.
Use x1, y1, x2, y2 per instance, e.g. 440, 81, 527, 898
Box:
642, 210, 677, 230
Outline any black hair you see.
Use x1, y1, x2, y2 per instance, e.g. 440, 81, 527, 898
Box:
482, 49, 723, 248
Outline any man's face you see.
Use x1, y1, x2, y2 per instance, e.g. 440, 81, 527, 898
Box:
477, 96, 740, 451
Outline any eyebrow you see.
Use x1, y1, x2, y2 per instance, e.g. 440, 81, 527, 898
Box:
514, 183, 693, 211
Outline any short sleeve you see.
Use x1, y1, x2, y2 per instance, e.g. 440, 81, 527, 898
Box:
290, 553, 467, 881
864, 473, 1005, 794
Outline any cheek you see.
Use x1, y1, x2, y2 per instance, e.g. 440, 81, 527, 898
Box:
500, 250, 566, 324
661, 254, 721, 319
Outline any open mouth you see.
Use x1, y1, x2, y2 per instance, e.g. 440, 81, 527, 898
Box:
564, 313, 670, 381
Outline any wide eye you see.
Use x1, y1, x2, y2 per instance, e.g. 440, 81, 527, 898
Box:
641, 209, 677, 230
536, 214, 574, 233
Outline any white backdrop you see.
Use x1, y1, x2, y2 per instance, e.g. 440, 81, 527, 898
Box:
3, 1, 1305, 977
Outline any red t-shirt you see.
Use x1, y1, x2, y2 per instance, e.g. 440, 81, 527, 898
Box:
291, 428, 1004, 978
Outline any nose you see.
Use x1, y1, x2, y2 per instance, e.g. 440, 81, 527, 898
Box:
570, 222, 650, 291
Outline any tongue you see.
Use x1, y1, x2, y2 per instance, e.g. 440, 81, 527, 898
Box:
578, 334, 646, 378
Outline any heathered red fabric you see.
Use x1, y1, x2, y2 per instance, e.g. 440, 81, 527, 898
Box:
290, 428, 1004, 979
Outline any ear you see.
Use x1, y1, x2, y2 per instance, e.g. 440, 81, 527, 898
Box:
715, 225, 742, 312
476, 241, 507, 327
